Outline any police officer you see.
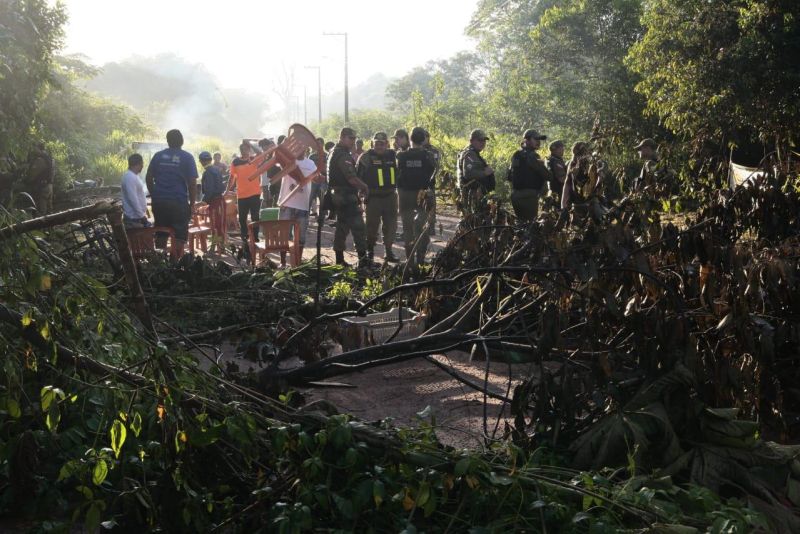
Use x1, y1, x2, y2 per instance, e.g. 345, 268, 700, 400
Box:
397, 127, 436, 264
392, 129, 410, 152
457, 129, 495, 214
422, 129, 440, 236
546, 140, 567, 204
327, 127, 369, 267
358, 132, 399, 263
509, 129, 551, 222
561, 142, 595, 210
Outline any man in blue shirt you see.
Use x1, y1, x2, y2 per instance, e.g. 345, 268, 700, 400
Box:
145, 129, 199, 250
199, 151, 225, 203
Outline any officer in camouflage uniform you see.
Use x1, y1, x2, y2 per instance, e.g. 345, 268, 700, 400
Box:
422, 129, 440, 236
358, 132, 399, 263
509, 129, 551, 222
397, 127, 436, 264
327, 127, 369, 267
546, 140, 567, 204
457, 129, 495, 215
392, 129, 410, 153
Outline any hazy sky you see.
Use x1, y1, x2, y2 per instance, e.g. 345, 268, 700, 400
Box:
60, 0, 478, 98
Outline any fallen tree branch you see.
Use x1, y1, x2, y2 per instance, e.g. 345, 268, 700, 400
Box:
0, 200, 117, 240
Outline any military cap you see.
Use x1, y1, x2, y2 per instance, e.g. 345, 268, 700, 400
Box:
198, 151, 212, 161
372, 131, 389, 142
523, 129, 547, 140
549, 140, 565, 151
470, 129, 490, 141
392, 128, 409, 139
634, 138, 657, 150
340, 127, 357, 138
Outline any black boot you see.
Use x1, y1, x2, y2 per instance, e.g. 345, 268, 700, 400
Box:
335, 250, 349, 267
357, 251, 371, 269
366, 248, 374, 261
384, 248, 398, 263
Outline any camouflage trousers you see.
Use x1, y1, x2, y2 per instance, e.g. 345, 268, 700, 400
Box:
365, 190, 398, 250
399, 188, 429, 262
331, 189, 366, 254
510, 188, 542, 222
459, 184, 487, 216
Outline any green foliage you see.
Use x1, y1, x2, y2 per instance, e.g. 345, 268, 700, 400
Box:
627, 0, 800, 146
387, 52, 484, 124
0, 0, 66, 155
35, 56, 150, 189
315, 109, 406, 145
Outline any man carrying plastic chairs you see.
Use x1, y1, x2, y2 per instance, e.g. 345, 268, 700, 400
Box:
275, 151, 317, 268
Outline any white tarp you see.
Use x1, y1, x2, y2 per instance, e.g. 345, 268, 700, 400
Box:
728, 161, 767, 189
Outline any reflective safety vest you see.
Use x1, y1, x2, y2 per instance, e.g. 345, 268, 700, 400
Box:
358, 149, 397, 191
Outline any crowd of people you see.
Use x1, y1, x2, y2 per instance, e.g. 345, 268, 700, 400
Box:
121, 125, 666, 268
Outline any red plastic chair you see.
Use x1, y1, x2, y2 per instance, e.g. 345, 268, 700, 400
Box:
248, 220, 300, 267
224, 192, 239, 235
126, 226, 180, 261
238, 124, 324, 207
205, 196, 227, 248
188, 211, 212, 254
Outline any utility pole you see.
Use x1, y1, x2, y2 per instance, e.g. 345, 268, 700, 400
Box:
293, 85, 307, 124
292, 96, 300, 123
304, 65, 322, 125
322, 32, 348, 124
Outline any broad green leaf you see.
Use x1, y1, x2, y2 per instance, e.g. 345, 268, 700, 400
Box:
110, 420, 127, 459
130, 412, 142, 437
85, 501, 104, 532
45, 404, 61, 433
59, 460, 82, 481
92, 459, 108, 486
6, 398, 21, 418
416, 482, 430, 507
175, 430, 187, 453
76, 485, 94, 500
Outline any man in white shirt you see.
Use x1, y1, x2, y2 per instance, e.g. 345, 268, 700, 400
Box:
276, 153, 317, 267
121, 153, 150, 228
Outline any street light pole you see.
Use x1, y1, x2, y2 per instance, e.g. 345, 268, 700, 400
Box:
303, 65, 322, 125
322, 32, 348, 124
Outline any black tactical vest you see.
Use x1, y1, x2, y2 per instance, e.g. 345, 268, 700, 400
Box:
510, 149, 546, 190
360, 149, 397, 191
397, 148, 433, 190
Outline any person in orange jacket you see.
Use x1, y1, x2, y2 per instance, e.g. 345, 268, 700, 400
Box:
228, 141, 262, 251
